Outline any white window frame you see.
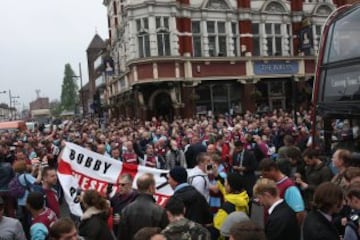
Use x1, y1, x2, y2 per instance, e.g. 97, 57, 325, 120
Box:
231, 22, 239, 56
313, 24, 323, 54
192, 21, 202, 57
136, 18, 150, 58
252, 23, 261, 56
156, 16, 171, 56
265, 23, 283, 56
259, 22, 291, 56
207, 21, 227, 57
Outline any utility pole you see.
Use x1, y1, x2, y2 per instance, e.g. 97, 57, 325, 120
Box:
8, 89, 20, 120
8, 89, 12, 120
73, 63, 85, 117
79, 62, 85, 117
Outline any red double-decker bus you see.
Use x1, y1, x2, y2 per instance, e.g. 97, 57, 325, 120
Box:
312, 3, 360, 155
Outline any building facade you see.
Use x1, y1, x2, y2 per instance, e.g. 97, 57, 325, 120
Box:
29, 97, 51, 122
0, 103, 14, 121
99, 0, 347, 120
86, 34, 108, 117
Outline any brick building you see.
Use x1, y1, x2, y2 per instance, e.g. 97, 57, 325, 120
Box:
29, 97, 50, 121
97, 0, 351, 120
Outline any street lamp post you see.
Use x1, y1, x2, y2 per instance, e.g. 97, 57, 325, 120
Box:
73, 63, 84, 117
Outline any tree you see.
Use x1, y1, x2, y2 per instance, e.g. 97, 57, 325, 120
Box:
60, 64, 78, 111
49, 99, 62, 117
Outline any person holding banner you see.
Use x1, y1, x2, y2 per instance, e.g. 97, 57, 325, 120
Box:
122, 141, 139, 165
138, 144, 164, 169
110, 148, 122, 162
41, 166, 61, 218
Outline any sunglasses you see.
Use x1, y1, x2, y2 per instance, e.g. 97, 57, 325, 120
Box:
118, 183, 129, 187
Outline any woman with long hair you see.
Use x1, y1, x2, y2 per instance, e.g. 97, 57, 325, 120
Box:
78, 190, 114, 240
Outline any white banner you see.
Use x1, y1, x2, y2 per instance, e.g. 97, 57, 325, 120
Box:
58, 142, 173, 217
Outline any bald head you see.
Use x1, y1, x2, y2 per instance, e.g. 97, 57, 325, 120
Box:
207, 144, 216, 154
137, 173, 155, 194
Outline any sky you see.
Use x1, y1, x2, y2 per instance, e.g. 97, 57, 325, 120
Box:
0, 0, 108, 109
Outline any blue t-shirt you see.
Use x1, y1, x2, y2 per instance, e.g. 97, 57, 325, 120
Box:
284, 186, 305, 212
30, 223, 48, 240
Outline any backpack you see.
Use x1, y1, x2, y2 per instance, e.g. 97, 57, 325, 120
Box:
188, 174, 208, 190
0, 162, 14, 190
8, 174, 31, 198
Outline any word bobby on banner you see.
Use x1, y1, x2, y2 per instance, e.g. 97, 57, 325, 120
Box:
57, 142, 173, 217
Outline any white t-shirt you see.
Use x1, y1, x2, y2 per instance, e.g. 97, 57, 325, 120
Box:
188, 166, 210, 201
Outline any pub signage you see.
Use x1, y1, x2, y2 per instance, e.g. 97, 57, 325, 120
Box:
254, 61, 299, 75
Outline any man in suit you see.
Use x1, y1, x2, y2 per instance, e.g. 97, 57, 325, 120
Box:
253, 178, 300, 240
231, 141, 257, 197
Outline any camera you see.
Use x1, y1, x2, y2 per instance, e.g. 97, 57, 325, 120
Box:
206, 164, 213, 171
349, 213, 360, 226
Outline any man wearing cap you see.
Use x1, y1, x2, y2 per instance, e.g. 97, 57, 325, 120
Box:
0, 196, 26, 240
167, 166, 212, 226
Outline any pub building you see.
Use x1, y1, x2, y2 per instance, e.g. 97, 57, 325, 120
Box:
85, 0, 349, 120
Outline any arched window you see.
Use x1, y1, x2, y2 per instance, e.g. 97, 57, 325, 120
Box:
265, 2, 286, 13
316, 5, 332, 16
254, 1, 291, 56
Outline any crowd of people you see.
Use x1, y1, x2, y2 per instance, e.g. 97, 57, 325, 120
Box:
0, 109, 359, 240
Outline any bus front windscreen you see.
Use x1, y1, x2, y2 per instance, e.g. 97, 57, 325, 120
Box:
320, 63, 360, 102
